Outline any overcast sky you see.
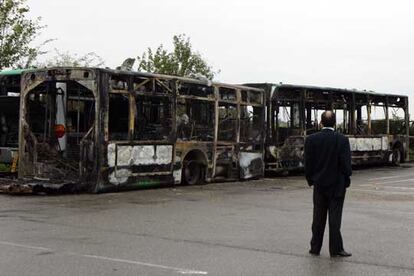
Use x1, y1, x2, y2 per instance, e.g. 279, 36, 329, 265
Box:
29, 0, 414, 111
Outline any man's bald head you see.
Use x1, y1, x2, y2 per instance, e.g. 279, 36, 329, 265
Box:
321, 110, 336, 128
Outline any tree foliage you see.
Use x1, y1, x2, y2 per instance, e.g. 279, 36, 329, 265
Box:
36, 48, 105, 68
0, 0, 43, 69
137, 34, 218, 80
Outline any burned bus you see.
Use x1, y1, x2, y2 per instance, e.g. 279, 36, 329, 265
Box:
246, 83, 409, 173
16, 68, 265, 193
0, 69, 26, 174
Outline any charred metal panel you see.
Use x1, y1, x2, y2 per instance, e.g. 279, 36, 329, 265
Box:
106, 144, 173, 166
107, 143, 174, 185
348, 136, 388, 152
239, 152, 263, 179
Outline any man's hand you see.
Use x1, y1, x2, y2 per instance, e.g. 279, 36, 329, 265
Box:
345, 176, 351, 188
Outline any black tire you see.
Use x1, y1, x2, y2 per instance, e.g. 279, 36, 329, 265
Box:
182, 160, 204, 185
391, 148, 402, 166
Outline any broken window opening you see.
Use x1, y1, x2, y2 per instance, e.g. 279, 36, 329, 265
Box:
134, 95, 172, 141
277, 102, 300, 128
218, 103, 237, 142
133, 77, 153, 93
275, 101, 301, 145
108, 93, 129, 141
333, 109, 348, 134
241, 90, 262, 105
178, 82, 214, 98
110, 75, 129, 91
65, 83, 95, 160
133, 77, 174, 95
249, 91, 262, 104
219, 87, 236, 101
25, 80, 95, 179
389, 107, 406, 135
0, 75, 20, 96
305, 104, 321, 134
154, 79, 173, 94
240, 105, 263, 143
177, 99, 214, 141
370, 105, 387, 135
241, 90, 248, 102
0, 96, 19, 147
355, 104, 369, 135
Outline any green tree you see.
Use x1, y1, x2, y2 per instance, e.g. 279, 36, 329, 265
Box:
137, 34, 218, 80
0, 0, 43, 69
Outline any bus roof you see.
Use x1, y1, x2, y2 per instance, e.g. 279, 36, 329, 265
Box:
277, 83, 407, 98
22, 67, 264, 93
0, 69, 29, 76
245, 82, 408, 99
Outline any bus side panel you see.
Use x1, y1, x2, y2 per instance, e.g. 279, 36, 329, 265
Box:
239, 151, 264, 179
97, 142, 176, 192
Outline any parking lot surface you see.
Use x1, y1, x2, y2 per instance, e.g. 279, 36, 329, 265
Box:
0, 165, 413, 275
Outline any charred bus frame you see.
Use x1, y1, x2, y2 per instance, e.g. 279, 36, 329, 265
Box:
246, 83, 409, 173
17, 68, 265, 193
0, 70, 26, 174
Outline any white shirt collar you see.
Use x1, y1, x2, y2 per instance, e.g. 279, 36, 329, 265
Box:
322, 127, 335, 131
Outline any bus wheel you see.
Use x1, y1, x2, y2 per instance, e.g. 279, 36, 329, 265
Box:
182, 160, 204, 185
391, 148, 401, 166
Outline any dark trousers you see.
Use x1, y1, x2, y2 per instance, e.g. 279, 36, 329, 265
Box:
310, 189, 345, 255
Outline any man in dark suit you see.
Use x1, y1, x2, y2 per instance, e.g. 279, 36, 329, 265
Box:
305, 110, 352, 257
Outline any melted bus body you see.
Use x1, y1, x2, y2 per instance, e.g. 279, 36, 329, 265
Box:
17, 68, 265, 193
246, 83, 409, 173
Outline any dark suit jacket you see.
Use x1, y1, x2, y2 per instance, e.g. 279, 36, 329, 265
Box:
305, 129, 352, 197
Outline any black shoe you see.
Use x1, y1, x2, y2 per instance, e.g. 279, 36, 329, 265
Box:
331, 250, 352, 257
309, 250, 320, 256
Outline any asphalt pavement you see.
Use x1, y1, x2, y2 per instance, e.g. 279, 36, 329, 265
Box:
0, 165, 413, 275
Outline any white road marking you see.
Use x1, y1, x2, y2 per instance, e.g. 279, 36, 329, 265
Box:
376, 178, 414, 185
368, 174, 414, 181
359, 184, 414, 190
351, 188, 411, 195
0, 241, 51, 251
384, 186, 414, 190
0, 240, 208, 275
81, 254, 208, 275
